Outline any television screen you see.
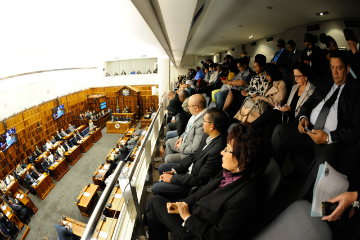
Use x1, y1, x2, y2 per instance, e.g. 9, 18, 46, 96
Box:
52, 104, 65, 120
0, 127, 17, 152
100, 101, 107, 110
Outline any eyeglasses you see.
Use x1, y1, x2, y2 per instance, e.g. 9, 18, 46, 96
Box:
203, 120, 213, 124
223, 148, 234, 154
294, 75, 303, 79
188, 105, 198, 108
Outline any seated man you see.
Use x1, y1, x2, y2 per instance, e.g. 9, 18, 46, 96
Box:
71, 135, 79, 146
55, 219, 74, 240
165, 90, 183, 123
25, 170, 37, 185
110, 115, 118, 122
30, 166, 41, 178
42, 157, 53, 173
50, 136, 57, 144
60, 128, 67, 137
55, 131, 62, 141
8, 200, 32, 221
74, 129, 84, 142
63, 140, 72, 151
35, 145, 42, 155
271, 50, 360, 200
68, 123, 75, 133
164, 94, 207, 164
152, 108, 228, 201
46, 140, 54, 151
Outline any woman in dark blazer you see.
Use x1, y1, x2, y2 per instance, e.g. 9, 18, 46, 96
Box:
144, 123, 269, 240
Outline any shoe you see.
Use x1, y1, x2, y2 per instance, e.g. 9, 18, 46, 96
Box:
154, 157, 163, 162
146, 186, 152, 193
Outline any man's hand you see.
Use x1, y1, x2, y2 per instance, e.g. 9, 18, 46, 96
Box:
347, 40, 357, 54
298, 118, 309, 134
307, 129, 328, 144
304, 60, 310, 65
175, 141, 182, 150
241, 90, 248, 97
175, 137, 182, 146
171, 119, 175, 123
164, 110, 168, 115
163, 170, 175, 175
167, 202, 179, 214
176, 202, 191, 220
322, 191, 358, 221
160, 174, 173, 183
222, 78, 230, 84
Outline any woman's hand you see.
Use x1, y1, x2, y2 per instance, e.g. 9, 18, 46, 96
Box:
322, 191, 358, 221
176, 202, 191, 220
241, 90, 248, 97
167, 202, 179, 214
279, 104, 291, 112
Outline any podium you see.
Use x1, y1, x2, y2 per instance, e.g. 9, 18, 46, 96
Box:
92, 163, 110, 191
106, 121, 131, 134
92, 216, 117, 240
105, 184, 124, 218
61, 215, 86, 237
33, 173, 55, 200
75, 184, 99, 217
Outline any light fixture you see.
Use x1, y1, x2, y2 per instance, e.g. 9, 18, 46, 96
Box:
249, 35, 254, 38
316, 11, 329, 16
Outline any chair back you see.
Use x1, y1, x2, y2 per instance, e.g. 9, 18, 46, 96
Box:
262, 158, 281, 205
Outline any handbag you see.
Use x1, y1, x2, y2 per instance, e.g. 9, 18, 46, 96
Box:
234, 97, 268, 123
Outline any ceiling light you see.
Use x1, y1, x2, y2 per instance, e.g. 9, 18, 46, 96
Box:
249, 35, 253, 38
316, 11, 329, 16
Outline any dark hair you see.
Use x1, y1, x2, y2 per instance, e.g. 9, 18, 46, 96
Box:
264, 63, 282, 81
293, 62, 312, 77
237, 57, 249, 68
241, 50, 248, 55
319, 33, 338, 48
209, 63, 217, 69
330, 50, 349, 66
217, 64, 223, 70
227, 123, 267, 176
226, 54, 235, 62
344, 28, 358, 42
206, 108, 229, 133
287, 40, 296, 47
304, 33, 318, 44
229, 65, 240, 75
277, 39, 286, 48
195, 66, 201, 70
204, 66, 209, 71
254, 54, 266, 68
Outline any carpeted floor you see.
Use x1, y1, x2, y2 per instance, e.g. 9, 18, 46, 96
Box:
19, 128, 122, 240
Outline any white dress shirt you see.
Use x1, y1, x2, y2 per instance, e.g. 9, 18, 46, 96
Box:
182, 108, 207, 142
309, 83, 345, 143
46, 142, 54, 150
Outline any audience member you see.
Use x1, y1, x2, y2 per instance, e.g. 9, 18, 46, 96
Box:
68, 124, 75, 133
164, 94, 207, 163
137, 70, 141, 74
9, 199, 31, 221
165, 90, 183, 123
204, 64, 226, 97
214, 65, 240, 109
343, 28, 360, 79
60, 128, 67, 137
147, 69, 152, 74
271, 50, 360, 200
35, 145, 42, 155
241, 50, 248, 58
50, 136, 56, 144
4, 174, 14, 185
194, 66, 205, 88
55, 131, 62, 141
114, 72, 118, 76
63, 140, 72, 152
144, 123, 269, 240
271, 39, 288, 70
89, 120, 96, 131
152, 108, 228, 201
15, 164, 23, 175
0, 180, 6, 192
110, 115, 118, 122
121, 70, 126, 75
131, 69, 135, 74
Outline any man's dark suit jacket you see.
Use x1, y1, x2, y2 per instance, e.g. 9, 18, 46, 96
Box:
71, 136, 78, 146
271, 49, 289, 70
42, 160, 52, 173
297, 76, 360, 177
170, 171, 265, 240
51, 139, 56, 144
170, 133, 227, 188
285, 49, 301, 72
30, 170, 40, 179
55, 223, 74, 240
75, 133, 82, 141
56, 134, 62, 141
35, 149, 42, 155
11, 204, 27, 219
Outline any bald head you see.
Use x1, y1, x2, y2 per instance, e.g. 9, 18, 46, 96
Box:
188, 94, 206, 116
178, 90, 189, 102
167, 90, 176, 100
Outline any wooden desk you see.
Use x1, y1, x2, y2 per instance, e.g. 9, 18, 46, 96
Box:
117, 137, 129, 146
89, 128, 102, 143
79, 135, 93, 153
64, 145, 82, 166
93, 112, 110, 129
106, 121, 131, 134
15, 189, 38, 214
77, 125, 87, 133
92, 216, 117, 240
4, 180, 22, 196
0, 202, 23, 229
32, 173, 55, 200
35, 151, 49, 171
129, 146, 139, 162
62, 132, 74, 141
92, 164, 110, 191
140, 112, 153, 128
61, 215, 86, 237
49, 141, 62, 154
48, 157, 69, 181
106, 185, 124, 218
75, 184, 99, 217
125, 128, 136, 137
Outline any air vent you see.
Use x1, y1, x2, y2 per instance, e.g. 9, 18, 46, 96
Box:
307, 24, 320, 32
232, 48, 235, 51
251, 42, 257, 46
191, 0, 208, 28
266, 37, 274, 43
184, 37, 192, 51
344, 20, 360, 28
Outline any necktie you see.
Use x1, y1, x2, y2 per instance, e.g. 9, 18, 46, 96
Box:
314, 87, 340, 130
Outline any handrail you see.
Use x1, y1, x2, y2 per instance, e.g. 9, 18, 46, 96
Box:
80, 92, 166, 240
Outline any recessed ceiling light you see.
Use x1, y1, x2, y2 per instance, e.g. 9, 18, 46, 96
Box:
316, 11, 329, 16
249, 35, 254, 38
267, 6, 273, 10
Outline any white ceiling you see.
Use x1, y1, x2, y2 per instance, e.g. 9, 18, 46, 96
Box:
183, 0, 360, 56
157, 0, 197, 66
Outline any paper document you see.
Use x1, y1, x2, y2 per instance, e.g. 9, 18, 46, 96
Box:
311, 162, 349, 217
1, 205, 6, 211
38, 175, 45, 181
114, 194, 122, 199
99, 231, 108, 238
104, 165, 109, 170
16, 194, 20, 198
99, 170, 105, 173
6, 212, 9, 217
83, 192, 91, 197
20, 194, 24, 199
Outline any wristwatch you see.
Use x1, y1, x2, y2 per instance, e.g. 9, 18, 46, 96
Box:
325, 134, 329, 144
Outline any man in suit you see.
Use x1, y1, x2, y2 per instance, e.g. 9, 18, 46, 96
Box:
283, 40, 302, 93
79, 114, 84, 120
344, 28, 360, 79
164, 94, 208, 164
55, 131, 62, 141
8, 200, 32, 221
271, 50, 360, 199
60, 128, 67, 137
35, 145, 42, 155
71, 135, 79, 146
74, 130, 83, 141
110, 115, 118, 122
271, 39, 288, 71
30, 166, 40, 179
152, 108, 228, 201
42, 157, 52, 173
68, 123, 75, 133
63, 140, 72, 151
25, 170, 36, 185
165, 90, 183, 124
55, 219, 74, 240
50, 136, 56, 144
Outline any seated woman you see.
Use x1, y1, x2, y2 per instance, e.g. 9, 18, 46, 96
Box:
253, 62, 315, 134
89, 120, 96, 131
144, 123, 269, 240
213, 65, 239, 109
